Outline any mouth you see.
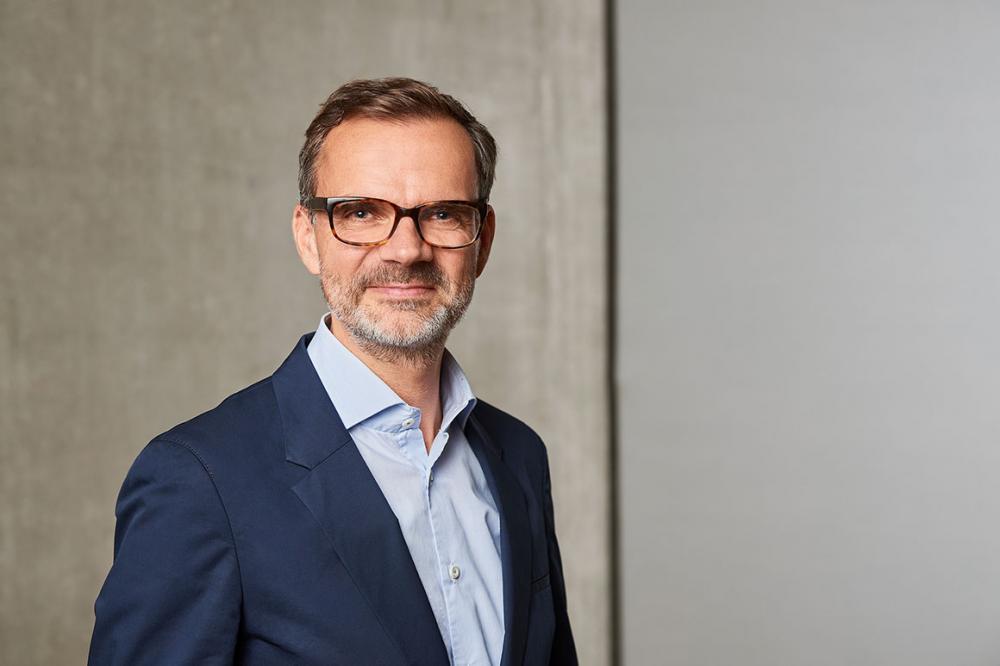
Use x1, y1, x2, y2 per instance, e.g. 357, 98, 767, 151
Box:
366, 284, 436, 299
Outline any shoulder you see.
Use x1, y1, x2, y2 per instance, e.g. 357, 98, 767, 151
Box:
146, 375, 284, 472
471, 399, 551, 472
471, 399, 541, 441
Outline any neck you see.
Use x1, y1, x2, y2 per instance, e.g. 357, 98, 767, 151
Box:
326, 316, 444, 450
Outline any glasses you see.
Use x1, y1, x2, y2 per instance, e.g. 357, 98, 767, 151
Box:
303, 196, 487, 249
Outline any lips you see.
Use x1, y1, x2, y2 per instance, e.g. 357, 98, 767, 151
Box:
367, 284, 436, 298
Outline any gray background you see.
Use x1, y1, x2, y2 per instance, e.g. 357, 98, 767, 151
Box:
617, 1, 1000, 664
0, 1, 609, 664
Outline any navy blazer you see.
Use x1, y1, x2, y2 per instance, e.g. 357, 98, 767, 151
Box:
89, 333, 578, 665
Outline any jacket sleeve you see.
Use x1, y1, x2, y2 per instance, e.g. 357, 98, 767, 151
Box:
89, 438, 242, 665
541, 448, 579, 665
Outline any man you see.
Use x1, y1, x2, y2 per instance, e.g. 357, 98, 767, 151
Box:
89, 78, 577, 665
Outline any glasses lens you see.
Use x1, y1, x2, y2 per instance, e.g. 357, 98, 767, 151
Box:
418, 203, 481, 247
331, 198, 395, 243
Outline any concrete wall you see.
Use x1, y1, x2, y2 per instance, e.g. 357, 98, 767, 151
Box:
0, 2, 609, 663
617, 1, 1000, 665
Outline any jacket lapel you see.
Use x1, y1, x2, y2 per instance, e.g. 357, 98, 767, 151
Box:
273, 335, 449, 666
466, 412, 532, 666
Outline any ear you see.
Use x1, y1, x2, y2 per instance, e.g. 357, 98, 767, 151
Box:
475, 205, 496, 278
292, 204, 321, 276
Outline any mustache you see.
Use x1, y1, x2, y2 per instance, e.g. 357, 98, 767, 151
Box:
351, 263, 447, 290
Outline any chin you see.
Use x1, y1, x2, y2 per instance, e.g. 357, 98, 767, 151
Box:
374, 298, 435, 313
375, 316, 442, 343
352, 306, 450, 347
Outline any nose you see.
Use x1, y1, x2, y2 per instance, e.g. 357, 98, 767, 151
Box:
378, 215, 434, 265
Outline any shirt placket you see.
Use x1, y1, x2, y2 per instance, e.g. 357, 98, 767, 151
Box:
397, 411, 465, 665
427, 429, 467, 666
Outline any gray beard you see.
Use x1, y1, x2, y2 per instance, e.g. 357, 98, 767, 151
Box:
319, 260, 475, 365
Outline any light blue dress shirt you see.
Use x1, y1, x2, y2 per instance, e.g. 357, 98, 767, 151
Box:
307, 314, 504, 666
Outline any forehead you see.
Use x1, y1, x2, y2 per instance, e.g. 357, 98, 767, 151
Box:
316, 116, 477, 202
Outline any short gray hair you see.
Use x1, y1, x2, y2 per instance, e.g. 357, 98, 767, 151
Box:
298, 77, 497, 203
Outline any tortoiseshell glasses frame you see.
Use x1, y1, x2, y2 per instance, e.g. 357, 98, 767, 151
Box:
302, 196, 488, 249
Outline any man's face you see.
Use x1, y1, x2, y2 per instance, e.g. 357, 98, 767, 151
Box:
292, 116, 494, 360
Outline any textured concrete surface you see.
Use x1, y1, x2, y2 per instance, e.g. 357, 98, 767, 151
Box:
617, 1, 1000, 664
0, 1, 609, 663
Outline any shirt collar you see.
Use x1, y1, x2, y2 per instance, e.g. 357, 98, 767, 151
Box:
306, 313, 477, 432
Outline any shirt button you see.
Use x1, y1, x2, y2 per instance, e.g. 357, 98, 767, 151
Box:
401, 417, 415, 428
443, 432, 450, 440
428, 470, 434, 484
449, 564, 461, 581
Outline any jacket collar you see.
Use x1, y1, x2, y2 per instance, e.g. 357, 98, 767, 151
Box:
273, 333, 351, 470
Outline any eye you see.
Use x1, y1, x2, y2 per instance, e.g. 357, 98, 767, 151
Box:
333, 201, 384, 224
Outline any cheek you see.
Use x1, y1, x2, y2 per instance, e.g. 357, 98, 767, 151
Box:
437, 251, 478, 284
319, 245, 370, 282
